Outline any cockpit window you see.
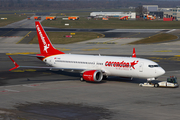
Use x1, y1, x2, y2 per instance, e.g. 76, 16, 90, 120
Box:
148, 65, 159, 68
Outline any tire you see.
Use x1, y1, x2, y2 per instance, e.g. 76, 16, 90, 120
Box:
80, 77, 84, 82
154, 83, 159, 88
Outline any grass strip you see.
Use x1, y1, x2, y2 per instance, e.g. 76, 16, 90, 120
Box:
42, 18, 180, 29
30, 32, 104, 44
0, 14, 32, 27
128, 33, 178, 44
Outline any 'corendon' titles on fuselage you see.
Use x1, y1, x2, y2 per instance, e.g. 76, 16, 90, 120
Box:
8, 21, 166, 82
105, 60, 139, 69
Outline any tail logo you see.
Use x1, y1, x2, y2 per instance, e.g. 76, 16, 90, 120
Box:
36, 24, 49, 53
44, 44, 50, 53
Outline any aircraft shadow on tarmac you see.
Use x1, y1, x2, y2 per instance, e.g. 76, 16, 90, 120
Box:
26, 70, 150, 84
107, 76, 148, 84
0, 69, 149, 86
51, 70, 149, 84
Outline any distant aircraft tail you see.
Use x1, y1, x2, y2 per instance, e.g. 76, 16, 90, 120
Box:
132, 48, 136, 58
35, 21, 64, 57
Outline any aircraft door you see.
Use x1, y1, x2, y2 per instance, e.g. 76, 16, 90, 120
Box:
139, 62, 144, 72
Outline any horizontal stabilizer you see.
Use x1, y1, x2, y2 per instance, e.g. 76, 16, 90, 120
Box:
8, 56, 20, 71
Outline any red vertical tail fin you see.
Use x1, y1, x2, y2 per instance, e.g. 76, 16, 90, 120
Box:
35, 21, 64, 56
132, 48, 136, 58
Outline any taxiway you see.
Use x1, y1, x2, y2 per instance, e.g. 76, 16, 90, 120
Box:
0, 17, 180, 120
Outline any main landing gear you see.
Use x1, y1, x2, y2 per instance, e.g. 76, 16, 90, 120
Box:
80, 77, 84, 82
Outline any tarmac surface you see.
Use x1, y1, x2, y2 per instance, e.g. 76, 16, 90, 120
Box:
0, 17, 180, 120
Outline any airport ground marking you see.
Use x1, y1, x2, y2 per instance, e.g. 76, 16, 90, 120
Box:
153, 50, 172, 52
22, 84, 40, 87
126, 32, 141, 38
11, 70, 25, 72
6, 52, 39, 55
24, 69, 36, 72
105, 33, 141, 43
166, 29, 176, 33
87, 42, 117, 44
11, 69, 37, 73
147, 56, 180, 61
4, 89, 20, 93
0, 29, 14, 37
57, 48, 71, 51
115, 32, 140, 39
128, 32, 141, 38
152, 60, 160, 62
16, 31, 32, 44
82, 48, 110, 51
107, 38, 124, 42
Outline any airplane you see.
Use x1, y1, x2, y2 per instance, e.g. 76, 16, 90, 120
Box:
8, 21, 165, 82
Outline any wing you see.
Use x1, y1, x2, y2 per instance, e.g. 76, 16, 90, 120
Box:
8, 56, 87, 72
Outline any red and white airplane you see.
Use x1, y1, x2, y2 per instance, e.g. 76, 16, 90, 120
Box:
9, 21, 165, 82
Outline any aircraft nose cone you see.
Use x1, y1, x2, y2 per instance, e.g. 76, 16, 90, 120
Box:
157, 67, 166, 76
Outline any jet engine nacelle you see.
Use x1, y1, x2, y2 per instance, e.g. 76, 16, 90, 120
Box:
83, 70, 103, 82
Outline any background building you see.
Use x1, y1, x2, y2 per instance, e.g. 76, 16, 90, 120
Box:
149, 11, 164, 19
90, 12, 136, 19
163, 7, 180, 20
143, 5, 158, 12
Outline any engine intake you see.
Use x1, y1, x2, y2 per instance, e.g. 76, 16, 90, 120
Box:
83, 70, 103, 82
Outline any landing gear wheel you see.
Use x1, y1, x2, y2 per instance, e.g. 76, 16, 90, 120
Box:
154, 83, 159, 88
80, 77, 84, 82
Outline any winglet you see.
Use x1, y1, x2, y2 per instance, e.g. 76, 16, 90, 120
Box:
8, 56, 19, 71
132, 48, 136, 58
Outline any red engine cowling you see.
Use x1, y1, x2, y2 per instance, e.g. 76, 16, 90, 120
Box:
82, 70, 103, 82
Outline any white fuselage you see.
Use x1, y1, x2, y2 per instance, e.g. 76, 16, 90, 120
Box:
43, 54, 165, 79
